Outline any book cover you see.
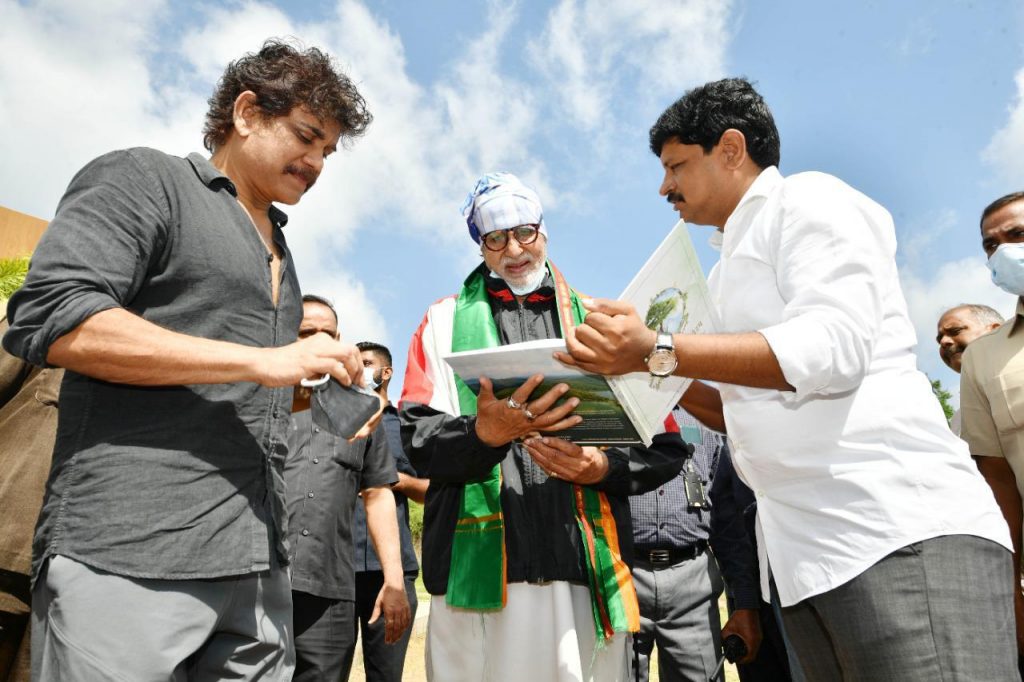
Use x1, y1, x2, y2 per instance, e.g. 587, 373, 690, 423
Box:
443, 339, 642, 446
609, 220, 720, 443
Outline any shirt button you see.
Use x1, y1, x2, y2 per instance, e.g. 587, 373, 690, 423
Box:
312, 458, 319, 464
658, 489, 665, 496
756, 489, 765, 498
308, 492, 314, 498
301, 529, 309, 536
314, 427, 320, 433
659, 523, 666, 529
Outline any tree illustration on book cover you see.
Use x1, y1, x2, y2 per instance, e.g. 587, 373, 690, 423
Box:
644, 287, 689, 333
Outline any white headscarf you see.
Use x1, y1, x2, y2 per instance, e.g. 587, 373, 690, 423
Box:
461, 172, 548, 244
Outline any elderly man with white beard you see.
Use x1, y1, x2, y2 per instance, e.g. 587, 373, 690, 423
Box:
398, 172, 688, 682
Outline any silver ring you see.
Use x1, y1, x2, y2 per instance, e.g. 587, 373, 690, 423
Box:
507, 397, 523, 410
523, 406, 537, 421
549, 470, 559, 479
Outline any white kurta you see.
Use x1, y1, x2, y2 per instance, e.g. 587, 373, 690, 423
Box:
426, 582, 629, 682
708, 166, 1010, 606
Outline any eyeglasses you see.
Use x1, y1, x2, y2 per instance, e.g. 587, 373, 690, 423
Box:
481, 225, 541, 252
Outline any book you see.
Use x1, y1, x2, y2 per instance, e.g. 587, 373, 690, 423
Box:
443, 220, 719, 446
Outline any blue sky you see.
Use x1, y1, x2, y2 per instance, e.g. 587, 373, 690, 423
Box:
2, 0, 1022, 405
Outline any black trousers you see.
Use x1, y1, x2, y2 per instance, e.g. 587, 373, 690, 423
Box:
292, 590, 357, 682
354, 571, 419, 682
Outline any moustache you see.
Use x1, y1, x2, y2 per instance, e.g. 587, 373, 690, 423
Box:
285, 164, 318, 192
666, 192, 684, 204
500, 253, 534, 267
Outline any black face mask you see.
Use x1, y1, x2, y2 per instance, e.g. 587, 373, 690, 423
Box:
307, 378, 380, 439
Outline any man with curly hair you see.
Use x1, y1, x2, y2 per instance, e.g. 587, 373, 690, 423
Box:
3, 39, 372, 680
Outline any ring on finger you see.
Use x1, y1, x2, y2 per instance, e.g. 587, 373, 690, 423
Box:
507, 397, 523, 410
523, 405, 537, 421
549, 470, 559, 479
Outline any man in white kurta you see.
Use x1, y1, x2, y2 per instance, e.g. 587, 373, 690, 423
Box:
558, 77, 1017, 681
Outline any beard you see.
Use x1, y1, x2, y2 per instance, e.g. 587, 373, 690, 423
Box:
498, 256, 547, 295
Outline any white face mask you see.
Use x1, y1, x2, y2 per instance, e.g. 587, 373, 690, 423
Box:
708, 229, 724, 252
362, 366, 380, 390
987, 243, 1024, 296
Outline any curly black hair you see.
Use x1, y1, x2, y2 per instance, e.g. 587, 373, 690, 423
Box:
203, 38, 372, 152
649, 78, 780, 170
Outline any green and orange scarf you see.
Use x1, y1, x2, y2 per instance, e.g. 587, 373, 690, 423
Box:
446, 261, 640, 641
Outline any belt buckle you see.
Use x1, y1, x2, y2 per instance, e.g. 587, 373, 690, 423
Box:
649, 549, 671, 566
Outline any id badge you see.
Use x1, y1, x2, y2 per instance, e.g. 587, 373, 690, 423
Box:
683, 460, 708, 510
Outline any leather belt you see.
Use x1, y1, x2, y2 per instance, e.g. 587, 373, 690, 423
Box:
637, 541, 708, 568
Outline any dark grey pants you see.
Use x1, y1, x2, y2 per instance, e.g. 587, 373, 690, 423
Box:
354, 571, 419, 682
781, 535, 1019, 682
292, 590, 357, 682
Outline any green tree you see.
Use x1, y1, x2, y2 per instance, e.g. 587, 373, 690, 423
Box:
0, 255, 30, 303
931, 377, 955, 424
408, 500, 424, 540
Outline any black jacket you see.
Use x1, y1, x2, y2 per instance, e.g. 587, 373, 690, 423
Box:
400, 267, 688, 595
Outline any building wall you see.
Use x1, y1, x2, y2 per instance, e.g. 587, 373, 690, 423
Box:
0, 206, 47, 259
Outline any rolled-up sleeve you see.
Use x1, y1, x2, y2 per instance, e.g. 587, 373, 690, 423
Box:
757, 189, 887, 400
3, 150, 169, 366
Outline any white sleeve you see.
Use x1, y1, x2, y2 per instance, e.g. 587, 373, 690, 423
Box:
757, 185, 890, 400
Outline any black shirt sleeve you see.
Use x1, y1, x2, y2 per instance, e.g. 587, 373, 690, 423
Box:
359, 429, 400, 491
3, 150, 170, 366
590, 431, 689, 496
399, 401, 509, 483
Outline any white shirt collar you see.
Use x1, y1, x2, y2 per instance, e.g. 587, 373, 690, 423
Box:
719, 166, 782, 254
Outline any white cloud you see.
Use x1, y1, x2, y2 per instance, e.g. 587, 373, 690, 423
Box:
897, 17, 936, 57
900, 256, 1017, 403
0, 0, 203, 217
899, 207, 958, 268
0, 0, 732, 363
0, 0, 547, 347
984, 67, 1024, 183
528, 0, 732, 130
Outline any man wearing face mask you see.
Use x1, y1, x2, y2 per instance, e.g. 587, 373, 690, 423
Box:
284, 295, 410, 681
350, 341, 427, 682
960, 191, 1024, 674
399, 172, 688, 681
935, 304, 1003, 435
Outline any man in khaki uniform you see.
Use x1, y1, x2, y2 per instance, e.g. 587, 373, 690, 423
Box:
960, 190, 1024, 675
0, 317, 62, 682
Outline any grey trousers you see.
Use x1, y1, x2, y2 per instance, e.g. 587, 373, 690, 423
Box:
781, 535, 1019, 682
630, 550, 724, 682
31, 554, 293, 682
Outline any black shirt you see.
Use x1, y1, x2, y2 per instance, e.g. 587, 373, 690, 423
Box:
285, 409, 398, 601
3, 148, 302, 580
353, 406, 420, 576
